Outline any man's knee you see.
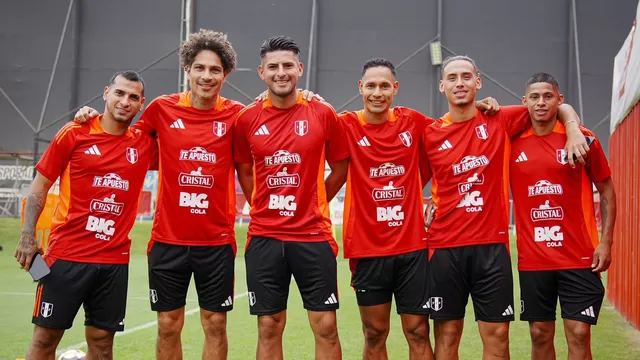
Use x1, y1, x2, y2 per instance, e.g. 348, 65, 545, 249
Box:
529, 322, 554, 347
157, 310, 185, 338
435, 320, 463, 345
200, 310, 227, 338
258, 313, 286, 340
363, 322, 390, 346
402, 316, 429, 343
86, 327, 115, 353
309, 311, 339, 342
31, 326, 64, 351
565, 322, 591, 346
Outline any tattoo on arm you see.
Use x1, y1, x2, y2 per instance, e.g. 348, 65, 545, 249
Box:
600, 195, 608, 223
22, 188, 48, 235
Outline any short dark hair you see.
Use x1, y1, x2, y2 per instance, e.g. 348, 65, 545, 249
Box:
362, 58, 396, 76
441, 55, 478, 77
109, 70, 145, 95
260, 36, 300, 58
525, 72, 560, 91
180, 29, 237, 74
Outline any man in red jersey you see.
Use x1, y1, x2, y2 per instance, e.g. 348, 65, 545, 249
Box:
15, 71, 155, 360
339, 58, 434, 360
511, 73, 616, 360
420, 55, 589, 360
234, 36, 349, 360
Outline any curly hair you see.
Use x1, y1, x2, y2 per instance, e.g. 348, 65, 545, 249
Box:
180, 29, 237, 74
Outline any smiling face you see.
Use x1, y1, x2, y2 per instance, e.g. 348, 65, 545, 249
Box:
359, 66, 398, 114
258, 50, 303, 98
440, 59, 482, 107
523, 82, 564, 122
103, 75, 145, 123
186, 50, 229, 103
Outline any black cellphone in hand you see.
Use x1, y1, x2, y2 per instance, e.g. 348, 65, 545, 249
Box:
28, 253, 50, 281
564, 136, 595, 163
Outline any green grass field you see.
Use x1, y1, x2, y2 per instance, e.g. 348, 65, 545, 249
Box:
0, 217, 638, 360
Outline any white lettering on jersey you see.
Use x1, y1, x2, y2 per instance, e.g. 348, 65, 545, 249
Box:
178, 167, 214, 188
457, 173, 485, 195
264, 150, 302, 166
452, 155, 489, 176
86, 215, 115, 241
369, 163, 406, 178
179, 147, 217, 164
90, 194, 124, 216
530, 201, 564, 222
268, 195, 297, 217
534, 226, 564, 247
456, 190, 484, 212
179, 192, 209, 214
528, 180, 563, 197
376, 205, 404, 227
267, 167, 300, 188
372, 181, 405, 201
92, 173, 129, 191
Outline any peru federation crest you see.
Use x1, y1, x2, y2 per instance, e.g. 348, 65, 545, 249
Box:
294, 120, 308, 136
126, 147, 138, 164
213, 121, 227, 137
475, 124, 488, 140
398, 131, 412, 147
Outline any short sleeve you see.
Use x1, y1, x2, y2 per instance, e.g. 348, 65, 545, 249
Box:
35, 122, 78, 182
496, 105, 530, 137
132, 99, 160, 136
585, 134, 611, 183
419, 128, 433, 185
233, 109, 254, 164
322, 103, 349, 164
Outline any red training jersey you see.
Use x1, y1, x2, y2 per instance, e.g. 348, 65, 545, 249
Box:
233, 94, 349, 249
134, 92, 244, 249
36, 117, 157, 266
420, 106, 530, 249
510, 122, 611, 271
340, 108, 433, 258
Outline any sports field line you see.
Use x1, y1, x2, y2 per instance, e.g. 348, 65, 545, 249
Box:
55, 291, 248, 355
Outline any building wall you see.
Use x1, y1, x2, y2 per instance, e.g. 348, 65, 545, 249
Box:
1, 0, 636, 155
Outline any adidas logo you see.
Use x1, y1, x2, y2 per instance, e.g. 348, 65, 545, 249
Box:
422, 301, 430, 309
358, 136, 371, 147
255, 125, 270, 136
221, 296, 233, 307
118, 319, 125, 326
502, 305, 514, 316
170, 119, 185, 129
324, 293, 338, 305
515, 152, 528, 163
581, 306, 595, 318
438, 140, 453, 151
84, 145, 101, 156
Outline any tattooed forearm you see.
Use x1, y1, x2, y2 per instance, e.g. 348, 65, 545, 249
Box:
600, 195, 609, 223
22, 188, 48, 235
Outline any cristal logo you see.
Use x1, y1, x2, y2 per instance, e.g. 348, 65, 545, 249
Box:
264, 150, 302, 167
372, 181, 405, 201
90, 194, 123, 216
179, 167, 213, 188
369, 163, 406, 178
92, 173, 129, 191
457, 173, 484, 195
179, 147, 216, 164
528, 180, 563, 197
452, 155, 489, 176
267, 167, 300, 188
530, 201, 564, 222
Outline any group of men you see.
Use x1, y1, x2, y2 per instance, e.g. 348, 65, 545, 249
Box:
14, 27, 616, 360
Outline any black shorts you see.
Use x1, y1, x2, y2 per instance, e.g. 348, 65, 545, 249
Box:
245, 236, 338, 315
428, 243, 514, 322
350, 249, 429, 315
519, 269, 605, 325
148, 242, 235, 312
32, 260, 128, 332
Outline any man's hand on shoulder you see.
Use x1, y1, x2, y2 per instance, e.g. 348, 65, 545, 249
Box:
475, 97, 500, 115
73, 106, 100, 124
